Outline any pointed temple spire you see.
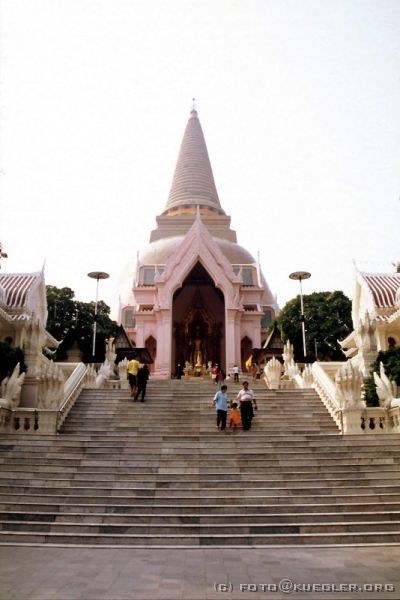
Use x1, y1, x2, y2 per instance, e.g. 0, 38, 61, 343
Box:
164, 107, 223, 214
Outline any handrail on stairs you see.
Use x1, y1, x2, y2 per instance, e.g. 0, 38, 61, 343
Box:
57, 363, 88, 432
312, 362, 343, 433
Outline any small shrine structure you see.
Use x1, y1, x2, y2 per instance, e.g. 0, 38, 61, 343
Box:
339, 267, 400, 375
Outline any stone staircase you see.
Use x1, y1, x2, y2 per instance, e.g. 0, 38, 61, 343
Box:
1, 379, 400, 547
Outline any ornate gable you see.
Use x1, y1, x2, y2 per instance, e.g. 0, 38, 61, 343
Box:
0, 271, 47, 326
155, 209, 242, 309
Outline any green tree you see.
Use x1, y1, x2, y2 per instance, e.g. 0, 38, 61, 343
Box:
277, 291, 352, 362
46, 286, 77, 349
46, 286, 118, 362
0, 340, 27, 380
73, 300, 118, 363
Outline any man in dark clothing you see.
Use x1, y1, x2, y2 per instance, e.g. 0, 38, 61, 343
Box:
135, 364, 150, 402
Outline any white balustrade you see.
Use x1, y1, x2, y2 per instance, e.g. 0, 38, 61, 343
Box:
312, 361, 400, 435
312, 362, 343, 432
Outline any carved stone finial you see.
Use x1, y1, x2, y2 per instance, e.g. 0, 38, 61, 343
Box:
355, 311, 377, 354
335, 362, 365, 409
0, 363, 25, 409
395, 287, 400, 308
264, 357, 282, 389
302, 364, 314, 387
105, 337, 116, 364
373, 362, 400, 409
282, 340, 294, 376
37, 360, 65, 409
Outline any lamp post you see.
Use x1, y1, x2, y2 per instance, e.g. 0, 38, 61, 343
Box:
289, 270, 311, 359
87, 271, 109, 362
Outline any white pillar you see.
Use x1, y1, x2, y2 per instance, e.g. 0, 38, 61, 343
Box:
225, 309, 237, 375
154, 309, 172, 379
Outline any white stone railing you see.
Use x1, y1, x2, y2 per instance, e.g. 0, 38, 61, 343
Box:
0, 362, 93, 435
312, 362, 343, 432
0, 406, 58, 434
388, 405, 400, 433
57, 363, 92, 432
360, 407, 388, 434
312, 361, 400, 435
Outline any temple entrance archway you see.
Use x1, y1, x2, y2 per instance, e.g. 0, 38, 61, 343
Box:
172, 262, 225, 375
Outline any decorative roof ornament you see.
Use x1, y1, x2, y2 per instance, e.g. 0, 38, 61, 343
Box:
0, 243, 8, 270
395, 287, 400, 308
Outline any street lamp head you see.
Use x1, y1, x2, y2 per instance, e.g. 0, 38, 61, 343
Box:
88, 271, 110, 281
289, 271, 311, 281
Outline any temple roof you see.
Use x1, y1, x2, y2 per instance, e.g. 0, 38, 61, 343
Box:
0, 273, 41, 308
361, 272, 400, 309
163, 109, 224, 214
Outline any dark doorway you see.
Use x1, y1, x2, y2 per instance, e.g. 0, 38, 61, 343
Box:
241, 335, 253, 373
145, 335, 157, 373
172, 262, 225, 374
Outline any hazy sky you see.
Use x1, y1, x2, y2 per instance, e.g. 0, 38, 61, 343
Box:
1, 0, 399, 319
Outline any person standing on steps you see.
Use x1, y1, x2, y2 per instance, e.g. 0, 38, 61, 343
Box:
135, 363, 150, 402
232, 364, 240, 383
228, 401, 241, 431
127, 354, 140, 398
176, 362, 184, 379
212, 384, 228, 431
216, 367, 225, 389
236, 380, 257, 431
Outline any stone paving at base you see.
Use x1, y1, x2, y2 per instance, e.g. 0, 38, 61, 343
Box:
0, 546, 399, 600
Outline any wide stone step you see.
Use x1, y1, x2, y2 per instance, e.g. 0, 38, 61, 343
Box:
2, 482, 400, 497
5, 436, 393, 447
1, 456, 398, 469
3, 501, 400, 515
0, 455, 398, 477
1, 465, 398, 479
2, 491, 400, 505
3, 432, 398, 443
1, 530, 400, 546
3, 510, 400, 525
2, 452, 393, 464
2, 518, 400, 536
0, 470, 399, 486
1, 449, 398, 462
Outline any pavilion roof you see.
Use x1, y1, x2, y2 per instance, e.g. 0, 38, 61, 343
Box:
0, 273, 41, 308
361, 272, 400, 309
